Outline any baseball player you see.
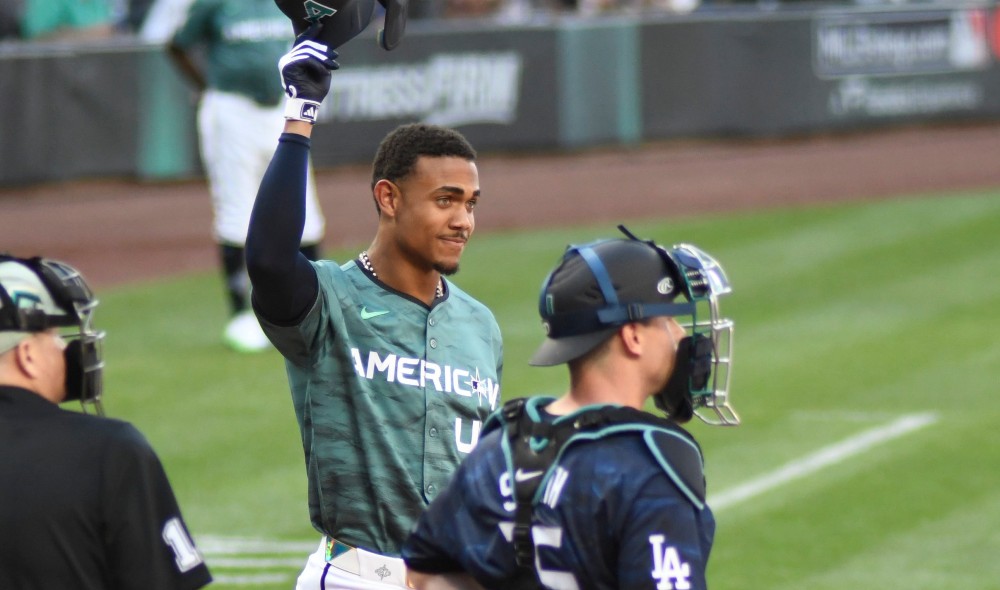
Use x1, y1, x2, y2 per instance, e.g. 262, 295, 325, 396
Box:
244, 22, 503, 590
168, 0, 326, 353
0, 255, 212, 590
402, 227, 740, 590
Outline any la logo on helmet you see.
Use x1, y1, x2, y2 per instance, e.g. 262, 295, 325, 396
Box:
303, 0, 337, 21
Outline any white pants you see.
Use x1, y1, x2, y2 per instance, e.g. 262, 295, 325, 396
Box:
197, 89, 325, 246
296, 538, 410, 590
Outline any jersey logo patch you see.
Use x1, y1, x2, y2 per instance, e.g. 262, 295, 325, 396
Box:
649, 534, 692, 590
514, 468, 543, 482
360, 306, 390, 320
303, 0, 338, 23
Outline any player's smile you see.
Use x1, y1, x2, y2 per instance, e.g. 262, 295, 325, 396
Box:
440, 235, 468, 251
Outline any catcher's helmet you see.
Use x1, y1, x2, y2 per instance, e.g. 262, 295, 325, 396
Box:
530, 226, 738, 426
0, 255, 105, 415
274, 0, 409, 51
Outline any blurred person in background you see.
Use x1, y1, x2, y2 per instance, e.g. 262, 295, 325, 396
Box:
18, 0, 116, 41
168, 0, 327, 353
0, 0, 24, 40
136, 0, 193, 42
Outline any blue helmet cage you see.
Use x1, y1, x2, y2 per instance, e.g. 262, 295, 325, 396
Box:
538, 226, 738, 426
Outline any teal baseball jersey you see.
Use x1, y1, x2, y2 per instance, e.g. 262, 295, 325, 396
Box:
171, 0, 293, 105
259, 259, 503, 555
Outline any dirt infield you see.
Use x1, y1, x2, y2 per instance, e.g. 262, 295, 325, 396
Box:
2, 121, 999, 288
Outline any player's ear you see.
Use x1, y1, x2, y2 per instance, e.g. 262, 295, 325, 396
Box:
372, 179, 398, 217
618, 323, 643, 357
12, 335, 43, 380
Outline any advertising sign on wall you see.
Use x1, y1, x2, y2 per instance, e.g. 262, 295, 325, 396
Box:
814, 7, 997, 119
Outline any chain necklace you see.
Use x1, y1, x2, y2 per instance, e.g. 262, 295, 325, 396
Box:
360, 251, 443, 299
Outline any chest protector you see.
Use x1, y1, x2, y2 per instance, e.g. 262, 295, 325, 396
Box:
481, 396, 707, 589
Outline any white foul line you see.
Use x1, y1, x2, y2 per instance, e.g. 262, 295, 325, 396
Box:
708, 412, 939, 512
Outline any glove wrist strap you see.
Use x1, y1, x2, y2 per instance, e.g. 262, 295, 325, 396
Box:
283, 98, 321, 124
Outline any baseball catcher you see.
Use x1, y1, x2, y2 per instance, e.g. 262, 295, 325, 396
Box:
403, 226, 740, 589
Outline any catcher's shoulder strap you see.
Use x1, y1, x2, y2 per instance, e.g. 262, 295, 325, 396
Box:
641, 422, 707, 509
493, 397, 706, 587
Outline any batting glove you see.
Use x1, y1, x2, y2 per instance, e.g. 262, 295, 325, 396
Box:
279, 22, 340, 124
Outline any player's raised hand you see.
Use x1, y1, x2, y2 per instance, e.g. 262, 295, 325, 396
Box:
279, 22, 340, 124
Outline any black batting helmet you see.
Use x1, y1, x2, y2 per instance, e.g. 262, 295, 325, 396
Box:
274, 0, 409, 51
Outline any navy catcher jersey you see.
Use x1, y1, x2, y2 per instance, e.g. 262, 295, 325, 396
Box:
403, 399, 714, 590
0, 386, 212, 590
259, 259, 503, 555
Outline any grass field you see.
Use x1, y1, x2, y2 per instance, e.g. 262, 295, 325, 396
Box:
95, 189, 1000, 588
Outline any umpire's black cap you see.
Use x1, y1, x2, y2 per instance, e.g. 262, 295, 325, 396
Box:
529, 235, 690, 366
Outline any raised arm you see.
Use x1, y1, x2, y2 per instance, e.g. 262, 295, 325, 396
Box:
245, 25, 339, 324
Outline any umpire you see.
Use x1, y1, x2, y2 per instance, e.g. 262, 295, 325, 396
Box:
0, 255, 212, 590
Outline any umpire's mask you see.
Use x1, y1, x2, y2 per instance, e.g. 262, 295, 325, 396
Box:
0, 256, 105, 415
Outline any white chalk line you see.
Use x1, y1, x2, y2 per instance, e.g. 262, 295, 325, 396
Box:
200, 412, 939, 585
708, 412, 939, 512
211, 573, 291, 585
195, 536, 312, 586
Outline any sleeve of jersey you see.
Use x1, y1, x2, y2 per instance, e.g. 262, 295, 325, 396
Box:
246, 132, 319, 325
101, 423, 212, 590
615, 434, 714, 590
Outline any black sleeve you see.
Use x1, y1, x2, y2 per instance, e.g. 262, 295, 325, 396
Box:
103, 424, 212, 590
245, 132, 320, 324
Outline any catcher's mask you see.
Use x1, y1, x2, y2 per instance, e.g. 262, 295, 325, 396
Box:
274, 0, 408, 50
0, 255, 105, 415
530, 225, 738, 426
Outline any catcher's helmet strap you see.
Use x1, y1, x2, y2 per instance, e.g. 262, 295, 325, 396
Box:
573, 245, 618, 307
542, 301, 695, 338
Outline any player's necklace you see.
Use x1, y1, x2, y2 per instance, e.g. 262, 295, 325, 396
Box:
360, 251, 444, 299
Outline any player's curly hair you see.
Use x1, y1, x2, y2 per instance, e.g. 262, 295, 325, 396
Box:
370, 123, 477, 192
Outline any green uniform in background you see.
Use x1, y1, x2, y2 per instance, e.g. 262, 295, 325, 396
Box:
171, 0, 289, 106
261, 259, 504, 555
169, 0, 326, 353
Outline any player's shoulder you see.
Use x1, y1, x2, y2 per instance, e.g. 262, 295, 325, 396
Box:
565, 411, 706, 509
55, 411, 156, 459
74, 412, 151, 445
313, 258, 363, 292
638, 424, 706, 508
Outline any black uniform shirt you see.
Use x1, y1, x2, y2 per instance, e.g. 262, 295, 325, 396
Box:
0, 386, 212, 590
